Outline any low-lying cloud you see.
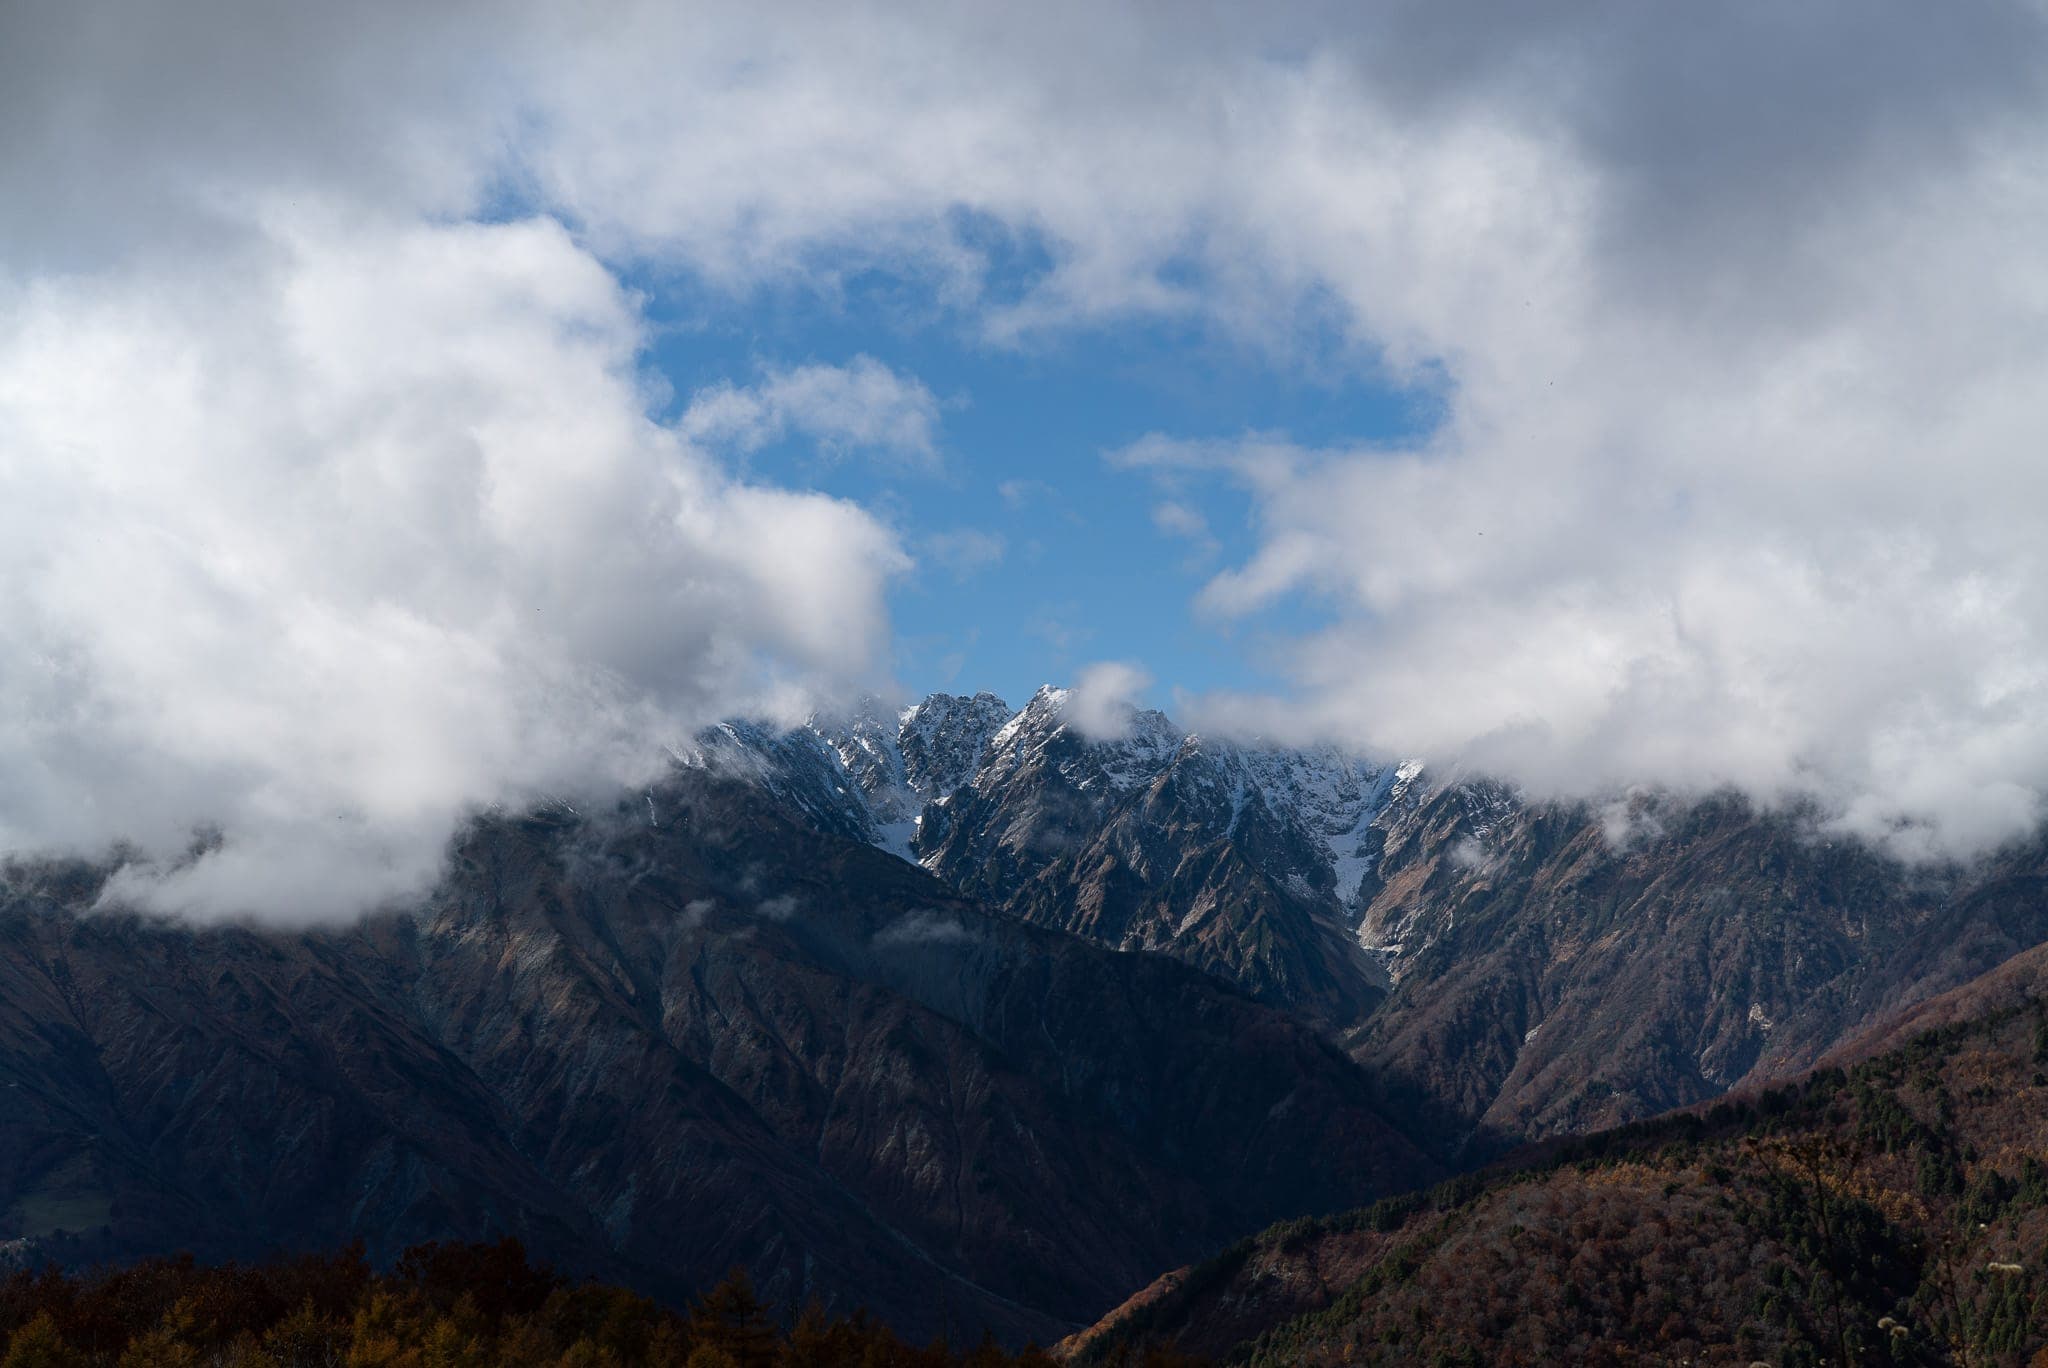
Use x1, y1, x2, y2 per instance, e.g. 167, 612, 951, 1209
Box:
874, 910, 980, 949
1067, 663, 1155, 742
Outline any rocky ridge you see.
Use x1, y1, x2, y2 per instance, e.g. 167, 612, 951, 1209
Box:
711, 689, 2048, 1169
712, 687, 1416, 1028
0, 766, 1437, 1345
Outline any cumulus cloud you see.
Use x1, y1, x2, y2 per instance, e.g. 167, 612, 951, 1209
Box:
13, 0, 2048, 916
0, 213, 905, 920
678, 356, 942, 469
1109, 11, 2048, 860
1075, 6, 2048, 860
1068, 662, 1155, 742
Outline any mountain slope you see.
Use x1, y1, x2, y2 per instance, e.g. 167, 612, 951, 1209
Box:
0, 768, 1437, 1344
721, 688, 1410, 1029
916, 691, 1400, 1030
709, 688, 2048, 1168
1346, 785, 2048, 1159
1067, 944, 2048, 1365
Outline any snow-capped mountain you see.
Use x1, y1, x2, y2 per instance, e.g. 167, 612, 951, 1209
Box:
701, 685, 1427, 1025
700, 688, 2048, 1163
898, 690, 1015, 798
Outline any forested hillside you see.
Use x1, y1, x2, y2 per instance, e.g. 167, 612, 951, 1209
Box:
1065, 945, 2048, 1365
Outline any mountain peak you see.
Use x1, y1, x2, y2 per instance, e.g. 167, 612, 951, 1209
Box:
899, 690, 1014, 800
695, 687, 1428, 1020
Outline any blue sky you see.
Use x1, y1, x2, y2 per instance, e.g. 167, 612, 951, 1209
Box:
642, 261, 1441, 712
10, 3, 2048, 915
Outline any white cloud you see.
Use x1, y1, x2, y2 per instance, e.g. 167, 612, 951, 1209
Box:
0, 214, 905, 921
920, 528, 1008, 581
679, 356, 942, 468
1068, 662, 1154, 742
873, 910, 978, 948
756, 895, 802, 922
1150, 500, 1220, 563
11, 0, 2048, 905
996, 480, 1038, 509
1151, 502, 1208, 539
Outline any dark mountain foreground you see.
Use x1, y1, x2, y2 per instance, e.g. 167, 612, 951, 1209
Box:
14, 942, 2045, 1368
0, 767, 1434, 1347
0, 1235, 1193, 1366
1062, 942, 2048, 1366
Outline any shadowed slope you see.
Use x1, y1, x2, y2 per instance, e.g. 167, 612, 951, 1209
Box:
0, 768, 1437, 1343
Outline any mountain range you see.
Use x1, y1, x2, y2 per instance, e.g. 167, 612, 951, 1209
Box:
705, 687, 1411, 1031
0, 763, 1434, 1345
716, 688, 2048, 1164
5, 683, 2048, 1349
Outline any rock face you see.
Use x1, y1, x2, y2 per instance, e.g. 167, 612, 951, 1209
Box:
713, 688, 2048, 1167
723, 688, 1412, 1030
916, 691, 1404, 1032
0, 768, 1436, 1345
896, 692, 1015, 802
1345, 784, 2048, 1159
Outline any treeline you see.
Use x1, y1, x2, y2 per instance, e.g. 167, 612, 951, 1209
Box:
0, 1238, 1200, 1367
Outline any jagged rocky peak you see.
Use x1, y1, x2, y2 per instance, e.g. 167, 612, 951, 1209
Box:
1188, 740, 1411, 909
689, 683, 1440, 1021
802, 694, 925, 859
707, 683, 1431, 912
980, 684, 1186, 793
898, 690, 1012, 798
809, 693, 910, 805
687, 717, 881, 846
